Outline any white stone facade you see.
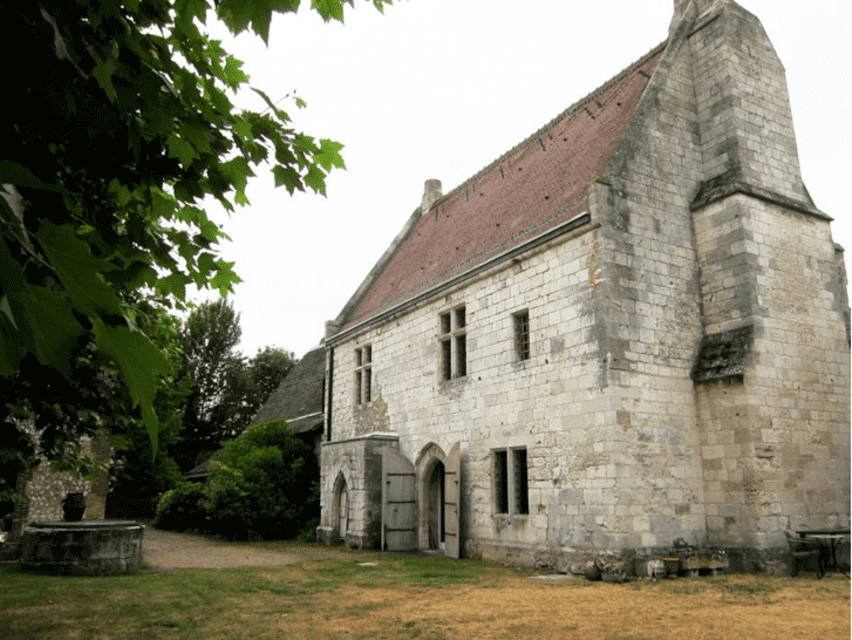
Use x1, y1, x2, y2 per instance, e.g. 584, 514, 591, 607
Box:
316, 1, 850, 573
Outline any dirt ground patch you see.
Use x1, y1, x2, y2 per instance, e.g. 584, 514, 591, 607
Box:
142, 524, 356, 569
140, 526, 851, 640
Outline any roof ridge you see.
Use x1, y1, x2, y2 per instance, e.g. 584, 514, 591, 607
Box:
429, 40, 668, 211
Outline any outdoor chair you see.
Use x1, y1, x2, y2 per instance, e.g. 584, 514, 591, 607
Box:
785, 531, 824, 578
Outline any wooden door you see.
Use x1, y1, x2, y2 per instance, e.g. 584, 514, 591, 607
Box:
381, 448, 417, 551
444, 442, 461, 559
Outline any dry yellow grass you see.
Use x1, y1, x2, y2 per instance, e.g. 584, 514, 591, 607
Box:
2, 546, 848, 639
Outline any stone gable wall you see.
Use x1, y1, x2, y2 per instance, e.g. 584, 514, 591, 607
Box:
689, 3, 807, 203
684, 1, 850, 560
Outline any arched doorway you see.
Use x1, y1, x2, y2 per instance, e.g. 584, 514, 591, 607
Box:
427, 461, 445, 550
415, 442, 461, 558
333, 474, 348, 543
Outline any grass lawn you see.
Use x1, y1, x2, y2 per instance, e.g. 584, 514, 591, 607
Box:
1, 547, 849, 639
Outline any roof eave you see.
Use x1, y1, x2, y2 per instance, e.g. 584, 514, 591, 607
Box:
327, 210, 593, 346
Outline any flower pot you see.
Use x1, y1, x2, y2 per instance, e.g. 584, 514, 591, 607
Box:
662, 557, 681, 578
62, 492, 86, 522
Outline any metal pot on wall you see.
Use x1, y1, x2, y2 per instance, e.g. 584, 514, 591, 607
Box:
62, 492, 86, 522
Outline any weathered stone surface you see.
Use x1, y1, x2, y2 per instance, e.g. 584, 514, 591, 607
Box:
315, 0, 849, 574
584, 562, 602, 581
601, 571, 628, 584
20, 520, 144, 576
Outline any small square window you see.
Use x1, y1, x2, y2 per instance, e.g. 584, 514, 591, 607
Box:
455, 307, 466, 329
440, 312, 451, 335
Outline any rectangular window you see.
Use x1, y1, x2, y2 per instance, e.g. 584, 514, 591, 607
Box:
494, 450, 509, 514
513, 449, 529, 515
441, 339, 452, 381
354, 345, 372, 405
439, 305, 467, 381
440, 311, 451, 335
514, 311, 530, 361
455, 306, 466, 329
455, 334, 467, 377
493, 447, 529, 516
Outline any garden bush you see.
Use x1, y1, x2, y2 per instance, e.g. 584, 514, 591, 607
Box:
154, 481, 208, 533
202, 420, 319, 540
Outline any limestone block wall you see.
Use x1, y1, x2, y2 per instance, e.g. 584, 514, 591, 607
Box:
324, 209, 710, 564
324, 227, 602, 563
317, 434, 395, 549
694, 196, 851, 551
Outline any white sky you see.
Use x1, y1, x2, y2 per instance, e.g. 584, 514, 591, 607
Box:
197, 0, 851, 360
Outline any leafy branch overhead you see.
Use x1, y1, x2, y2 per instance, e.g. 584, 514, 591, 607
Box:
0, 0, 391, 468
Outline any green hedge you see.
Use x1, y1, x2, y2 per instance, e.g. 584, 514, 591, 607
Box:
153, 482, 207, 533
154, 420, 319, 540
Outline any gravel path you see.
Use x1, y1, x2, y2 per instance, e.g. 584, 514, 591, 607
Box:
142, 524, 358, 570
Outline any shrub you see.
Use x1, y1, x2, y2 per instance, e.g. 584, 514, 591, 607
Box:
154, 482, 208, 532
202, 420, 319, 540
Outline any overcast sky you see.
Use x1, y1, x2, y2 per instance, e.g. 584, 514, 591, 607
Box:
197, 0, 851, 360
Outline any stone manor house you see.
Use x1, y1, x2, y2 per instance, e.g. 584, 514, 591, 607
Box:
314, 0, 850, 571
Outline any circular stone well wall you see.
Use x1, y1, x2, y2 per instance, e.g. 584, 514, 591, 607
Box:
21, 520, 144, 576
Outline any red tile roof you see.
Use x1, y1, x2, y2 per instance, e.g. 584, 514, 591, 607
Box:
340, 43, 665, 333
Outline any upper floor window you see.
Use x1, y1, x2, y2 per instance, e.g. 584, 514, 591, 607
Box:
513, 310, 530, 362
439, 306, 467, 381
354, 345, 372, 405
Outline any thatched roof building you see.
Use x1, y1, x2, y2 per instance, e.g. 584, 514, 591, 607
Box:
251, 346, 325, 436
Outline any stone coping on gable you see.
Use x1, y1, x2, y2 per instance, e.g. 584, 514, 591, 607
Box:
321, 433, 400, 447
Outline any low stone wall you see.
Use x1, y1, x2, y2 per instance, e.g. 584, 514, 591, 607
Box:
20, 520, 144, 576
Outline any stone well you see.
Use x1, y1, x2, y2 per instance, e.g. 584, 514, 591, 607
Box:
20, 520, 144, 576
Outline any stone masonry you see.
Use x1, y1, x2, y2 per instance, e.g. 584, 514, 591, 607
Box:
316, 0, 849, 574
4, 432, 112, 557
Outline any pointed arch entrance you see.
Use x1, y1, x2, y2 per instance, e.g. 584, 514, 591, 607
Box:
415, 442, 461, 557
332, 472, 349, 544
426, 460, 445, 550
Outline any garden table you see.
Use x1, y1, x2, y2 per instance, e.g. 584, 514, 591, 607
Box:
797, 529, 850, 578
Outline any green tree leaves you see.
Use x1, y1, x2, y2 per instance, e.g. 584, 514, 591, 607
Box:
0, 229, 83, 378
36, 222, 119, 319
172, 300, 296, 472
0, 0, 393, 492
93, 322, 171, 454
